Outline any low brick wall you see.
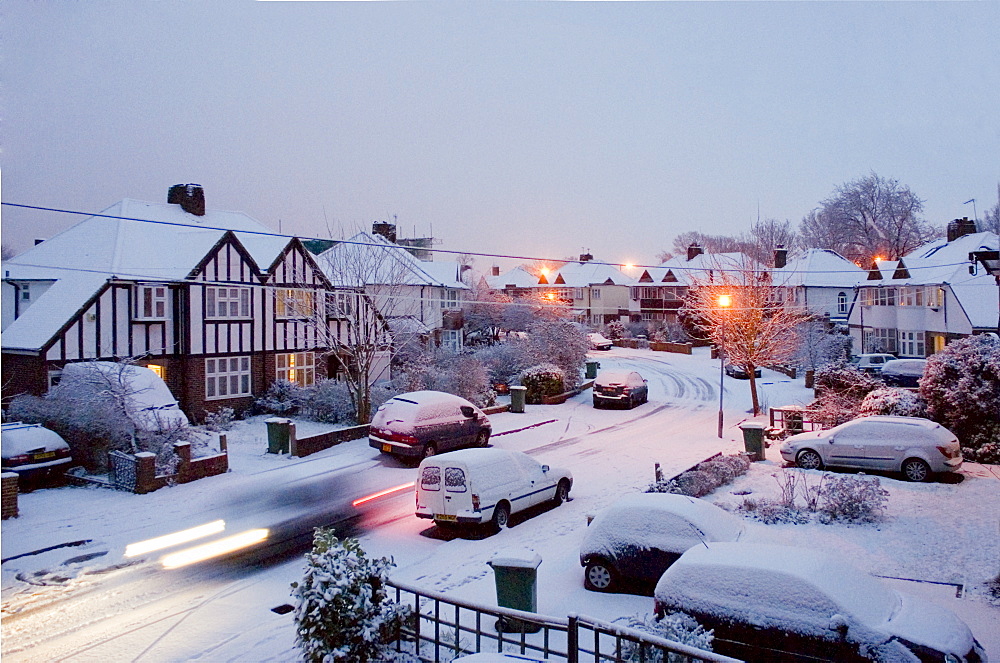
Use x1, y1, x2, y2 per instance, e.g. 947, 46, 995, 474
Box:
2, 472, 19, 519
541, 380, 594, 405
290, 423, 371, 458
482, 404, 510, 415
649, 341, 693, 354
766, 364, 798, 379
133, 441, 229, 494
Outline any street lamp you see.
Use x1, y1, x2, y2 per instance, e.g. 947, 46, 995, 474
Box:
970, 250, 1000, 334
717, 294, 732, 438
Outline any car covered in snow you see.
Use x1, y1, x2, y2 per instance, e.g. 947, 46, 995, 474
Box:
592, 369, 648, 409
587, 332, 613, 351
879, 359, 927, 388
580, 493, 744, 593
415, 448, 572, 531
654, 542, 987, 663
848, 353, 897, 374
780, 415, 961, 482
1, 422, 73, 483
369, 390, 491, 460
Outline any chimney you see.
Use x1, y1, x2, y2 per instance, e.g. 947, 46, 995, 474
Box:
774, 245, 788, 269
372, 221, 397, 244
687, 243, 704, 261
579, 252, 593, 262
167, 183, 205, 216
491, 265, 500, 276
947, 217, 979, 242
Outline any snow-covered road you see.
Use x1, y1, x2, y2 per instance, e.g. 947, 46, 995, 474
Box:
3, 347, 997, 661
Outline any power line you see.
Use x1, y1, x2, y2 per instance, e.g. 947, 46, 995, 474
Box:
1, 200, 980, 276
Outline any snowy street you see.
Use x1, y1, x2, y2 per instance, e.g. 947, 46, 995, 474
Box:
3, 347, 998, 661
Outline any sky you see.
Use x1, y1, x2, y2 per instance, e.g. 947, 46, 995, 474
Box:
2, 1, 998, 269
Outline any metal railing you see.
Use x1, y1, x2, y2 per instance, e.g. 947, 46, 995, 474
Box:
386, 579, 741, 663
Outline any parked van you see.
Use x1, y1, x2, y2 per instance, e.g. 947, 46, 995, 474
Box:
369, 391, 491, 460
415, 448, 573, 530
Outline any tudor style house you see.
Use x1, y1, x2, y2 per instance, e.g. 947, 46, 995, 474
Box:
847, 220, 999, 356
2, 185, 384, 420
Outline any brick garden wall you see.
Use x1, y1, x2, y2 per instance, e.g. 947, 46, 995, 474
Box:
2, 473, 19, 519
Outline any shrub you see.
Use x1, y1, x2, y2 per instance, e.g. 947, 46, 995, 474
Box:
292, 529, 411, 663
738, 470, 889, 525
604, 320, 627, 340
698, 454, 751, 486
811, 363, 881, 426
256, 380, 303, 415
818, 475, 889, 524
737, 497, 811, 525
616, 612, 714, 663
525, 320, 589, 388
300, 379, 356, 424
646, 454, 750, 497
473, 342, 531, 387
203, 407, 236, 432
859, 388, 927, 418
519, 363, 565, 404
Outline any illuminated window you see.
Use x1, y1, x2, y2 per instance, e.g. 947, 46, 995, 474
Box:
275, 289, 315, 318
147, 364, 165, 379
206, 356, 251, 399
276, 352, 315, 387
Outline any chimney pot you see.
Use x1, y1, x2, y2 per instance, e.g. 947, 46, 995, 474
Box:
579, 252, 593, 263
687, 243, 704, 261
168, 183, 205, 216
947, 217, 978, 242
491, 265, 500, 276
372, 222, 397, 244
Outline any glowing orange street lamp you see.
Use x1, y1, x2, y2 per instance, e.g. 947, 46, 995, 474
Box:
718, 294, 732, 438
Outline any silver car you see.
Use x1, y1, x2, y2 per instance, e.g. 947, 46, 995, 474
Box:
780, 415, 961, 482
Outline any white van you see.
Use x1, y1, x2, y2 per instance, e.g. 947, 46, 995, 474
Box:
415, 448, 572, 530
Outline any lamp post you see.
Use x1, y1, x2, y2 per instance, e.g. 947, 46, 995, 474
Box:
970, 250, 1000, 334
717, 294, 732, 438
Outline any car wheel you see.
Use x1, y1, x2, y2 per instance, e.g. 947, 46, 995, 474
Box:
593, 399, 601, 409
796, 449, 823, 471
476, 431, 489, 447
902, 458, 931, 482
584, 560, 616, 592
422, 443, 437, 459
492, 502, 511, 531
552, 479, 571, 505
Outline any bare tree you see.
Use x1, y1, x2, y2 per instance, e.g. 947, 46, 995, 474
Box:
671, 231, 748, 257
684, 256, 814, 415
981, 183, 1000, 235
800, 173, 937, 264
1, 244, 17, 260
741, 218, 797, 266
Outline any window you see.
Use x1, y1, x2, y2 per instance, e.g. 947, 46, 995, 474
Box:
591, 288, 601, 300
146, 364, 165, 379
205, 356, 251, 399
898, 331, 925, 357
837, 292, 848, 315
444, 467, 467, 493
328, 291, 355, 317
420, 466, 441, 491
868, 328, 897, 353
136, 285, 169, 319
276, 352, 315, 387
441, 330, 461, 353
20, 284, 30, 301
441, 289, 460, 309
275, 289, 315, 318
925, 287, 944, 309
206, 287, 250, 318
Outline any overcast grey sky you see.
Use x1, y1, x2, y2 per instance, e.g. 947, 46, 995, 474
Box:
2, 1, 998, 268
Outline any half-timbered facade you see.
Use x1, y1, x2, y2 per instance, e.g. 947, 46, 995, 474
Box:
2, 189, 381, 420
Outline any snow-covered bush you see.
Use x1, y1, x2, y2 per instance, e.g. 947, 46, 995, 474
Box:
203, 407, 236, 432
473, 341, 532, 387
792, 321, 851, 371
647, 454, 750, 497
422, 355, 496, 408
920, 334, 1000, 458
615, 612, 714, 662
519, 363, 565, 404
604, 320, 627, 340
255, 379, 303, 415
650, 322, 689, 344
737, 497, 811, 525
859, 387, 927, 418
300, 379, 356, 423
291, 529, 412, 663
525, 320, 588, 388
818, 475, 890, 524
811, 363, 881, 426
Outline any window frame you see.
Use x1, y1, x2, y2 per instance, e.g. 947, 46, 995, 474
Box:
135, 284, 170, 320
275, 351, 316, 387
205, 356, 252, 400
275, 288, 316, 319
205, 286, 251, 320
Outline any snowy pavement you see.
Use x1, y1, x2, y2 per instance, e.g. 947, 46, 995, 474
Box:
2, 346, 998, 661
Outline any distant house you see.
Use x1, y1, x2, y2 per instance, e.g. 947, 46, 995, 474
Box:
314, 226, 470, 352
847, 221, 999, 356
1, 185, 376, 420
770, 247, 867, 324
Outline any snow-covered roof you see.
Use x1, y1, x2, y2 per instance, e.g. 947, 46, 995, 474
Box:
647, 252, 763, 286
316, 232, 468, 289
1, 271, 110, 351
546, 261, 632, 288
487, 266, 539, 290
772, 249, 866, 288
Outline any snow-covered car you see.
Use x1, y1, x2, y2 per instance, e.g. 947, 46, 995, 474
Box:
587, 332, 613, 351
879, 359, 927, 388
579, 493, 744, 593
724, 363, 761, 379
415, 448, 572, 531
369, 391, 491, 460
1, 422, 73, 483
592, 369, 648, 409
60, 362, 189, 430
654, 542, 987, 663
780, 415, 961, 482
848, 353, 897, 374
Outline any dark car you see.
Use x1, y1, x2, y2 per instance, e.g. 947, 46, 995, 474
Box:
369, 391, 491, 460
580, 493, 744, 593
592, 370, 648, 409
724, 363, 761, 379
880, 359, 927, 388
1, 422, 73, 486
654, 542, 986, 663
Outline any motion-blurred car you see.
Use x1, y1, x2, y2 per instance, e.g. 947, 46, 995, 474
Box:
587, 332, 613, 350
848, 353, 896, 374
369, 391, 491, 460
416, 448, 572, 531
593, 369, 648, 409
724, 363, 761, 379
580, 493, 744, 593
1, 422, 73, 485
654, 542, 987, 663
879, 359, 927, 388
780, 415, 961, 482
